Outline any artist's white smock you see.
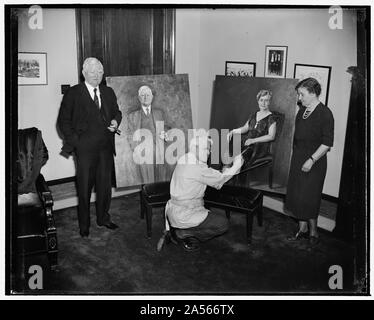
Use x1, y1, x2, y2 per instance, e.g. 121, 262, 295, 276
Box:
165, 152, 233, 230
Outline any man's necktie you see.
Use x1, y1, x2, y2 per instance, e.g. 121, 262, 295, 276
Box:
93, 88, 100, 109
303, 108, 312, 119
146, 107, 150, 116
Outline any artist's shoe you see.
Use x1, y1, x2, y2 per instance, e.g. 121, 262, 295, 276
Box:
286, 230, 309, 241
97, 221, 119, 230
170, 229, 200, 252
309, 235, 320, 246
80, 230, 89, 238
180, 237, 200, 252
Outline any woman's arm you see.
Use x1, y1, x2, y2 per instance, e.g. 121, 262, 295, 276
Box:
302, 108, 334, 172
227, 121, 250, 141
233, 121, 250, 134
301, 144, 331, 172
244, 122, 276, 146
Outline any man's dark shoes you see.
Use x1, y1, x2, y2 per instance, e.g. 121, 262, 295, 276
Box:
287, 230, 309, 242
181, 237, 200, 252
97, 222, 119, 230
170, 228, 200, 252
80, 230, 89, 238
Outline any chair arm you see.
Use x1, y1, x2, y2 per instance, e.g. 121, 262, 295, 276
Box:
35, 174, 53, 208
243, 142, 263, 163
36, 174, 56, 232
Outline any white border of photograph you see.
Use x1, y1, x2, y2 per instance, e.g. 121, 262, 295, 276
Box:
18, 52, 48, 86
264, 45, 288, 78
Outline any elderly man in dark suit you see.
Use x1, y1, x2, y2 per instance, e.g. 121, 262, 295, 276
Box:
127, 85, 172, 184
58, 57, 122, 238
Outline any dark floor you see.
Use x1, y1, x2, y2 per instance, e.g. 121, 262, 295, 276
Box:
12, 192, 360, 295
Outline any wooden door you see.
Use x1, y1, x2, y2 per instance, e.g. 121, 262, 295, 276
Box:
76, 8, 175, 82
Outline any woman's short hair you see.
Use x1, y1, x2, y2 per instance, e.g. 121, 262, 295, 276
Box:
295, 77, 321, 97
256, 89, 272, 101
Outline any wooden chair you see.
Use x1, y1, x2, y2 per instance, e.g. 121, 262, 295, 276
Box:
17, 128, 58, 271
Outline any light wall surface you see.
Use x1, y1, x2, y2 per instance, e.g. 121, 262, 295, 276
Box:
17, 8, 357, 197
176, 8, 357, 197
18, 8, 78, 180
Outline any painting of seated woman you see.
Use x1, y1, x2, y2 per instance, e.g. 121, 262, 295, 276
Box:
210, 76, 297, 191
225, 90, 277, 171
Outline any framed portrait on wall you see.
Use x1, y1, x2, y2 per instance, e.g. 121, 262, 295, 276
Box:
264, 45, 288, 78
225, 61, 256, 77
294, 63, 332, 105
18, 52, 48, 85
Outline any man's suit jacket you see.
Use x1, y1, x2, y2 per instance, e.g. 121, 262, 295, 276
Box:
58, 83, 122, 154
126, 106, 171, 162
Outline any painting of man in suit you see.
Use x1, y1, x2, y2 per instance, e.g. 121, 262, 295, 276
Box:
127, 85, 172, 184
106, 74, 193, 188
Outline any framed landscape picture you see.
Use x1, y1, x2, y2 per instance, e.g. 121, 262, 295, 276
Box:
264, 45, 288, 78
18, 52, 48, 85
294, 63, 332, 105
225, 61, 256, 77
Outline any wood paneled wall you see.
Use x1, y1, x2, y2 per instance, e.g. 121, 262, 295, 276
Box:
76, 8, 175, 82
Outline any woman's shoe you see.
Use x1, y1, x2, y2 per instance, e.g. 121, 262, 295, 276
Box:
286, 230, 309, 241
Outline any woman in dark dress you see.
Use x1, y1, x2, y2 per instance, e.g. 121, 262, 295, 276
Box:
285, 78, 334, 245
226, 89, 277, 168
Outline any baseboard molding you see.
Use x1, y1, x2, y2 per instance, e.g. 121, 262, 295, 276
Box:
263, 195, 335, 232
53, 187, 141, 211
53, 188, 335, 232
47, 176, 76, 186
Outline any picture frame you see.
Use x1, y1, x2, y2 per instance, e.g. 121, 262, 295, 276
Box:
264, 45, 288, 78
293, 63, 332, 105
225, 61, 256, 77
18, 52, 48, 85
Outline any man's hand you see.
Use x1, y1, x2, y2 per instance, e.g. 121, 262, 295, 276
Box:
233, 154, 244, 167
107, 119, 118, 132
159, 130, 171, 141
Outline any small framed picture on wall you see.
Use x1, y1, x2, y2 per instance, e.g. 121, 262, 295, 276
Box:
18, 52, 48, 85
294, 63, 332, 106
264, 45, 288, 78
225, 61, 256, 77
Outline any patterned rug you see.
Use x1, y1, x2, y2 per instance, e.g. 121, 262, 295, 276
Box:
13, 192, 358, 295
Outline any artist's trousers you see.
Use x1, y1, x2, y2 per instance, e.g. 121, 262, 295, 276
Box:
175, 211, 229, 242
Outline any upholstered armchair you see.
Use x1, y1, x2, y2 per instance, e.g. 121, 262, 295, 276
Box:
17, 127, 58, 271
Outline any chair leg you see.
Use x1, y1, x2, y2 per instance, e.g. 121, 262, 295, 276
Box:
256, 196, 263, 227
246, 212, 254, 245
268, 164, 273, 189
225, 209, 231, 220
145, 204, 153, 238
140, 192, 145, 219
47, 231, 58, 271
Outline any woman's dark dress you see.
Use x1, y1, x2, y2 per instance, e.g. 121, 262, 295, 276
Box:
285, 103, 334, 220
239, 112, 277, 169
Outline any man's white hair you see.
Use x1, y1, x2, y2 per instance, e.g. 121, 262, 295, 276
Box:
138, 85, 153, 96
82, 57, 103, 72
189, 129, 213, 153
